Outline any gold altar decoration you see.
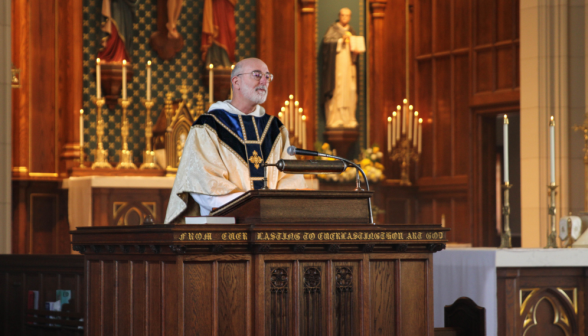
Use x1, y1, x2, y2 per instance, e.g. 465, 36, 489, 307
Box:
116, 98, 137, 169
499, 182, 513, 248
91, 97, 112, 169
153, 86, 198, 176
140, 99, 159, 169
546, 183, 558, 248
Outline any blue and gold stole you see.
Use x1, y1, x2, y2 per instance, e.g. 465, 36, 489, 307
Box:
193, 109, 284, 190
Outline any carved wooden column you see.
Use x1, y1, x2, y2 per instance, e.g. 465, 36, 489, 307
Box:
368, 0, 388, 150
58, 0, 83, 176
297, 0, 317, 150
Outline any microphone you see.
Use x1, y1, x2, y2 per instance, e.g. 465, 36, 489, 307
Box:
287, 146, 324, 157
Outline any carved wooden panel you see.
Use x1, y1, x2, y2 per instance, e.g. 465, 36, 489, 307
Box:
497, 267, 584, 336
303, 266, 322, 336
270, 267, 290, 336
335, 266, 354, 336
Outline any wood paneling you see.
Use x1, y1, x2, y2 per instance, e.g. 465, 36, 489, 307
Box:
12, 181, 70, 254
11, 0, 83, 179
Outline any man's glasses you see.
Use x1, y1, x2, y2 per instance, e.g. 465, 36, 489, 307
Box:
236, 71, 274, 83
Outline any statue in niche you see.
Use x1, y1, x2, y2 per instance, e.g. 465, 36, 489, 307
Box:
150, 0, 184, 60
201, 0, 237, 68
98, 0, 139, 63
320, 8, 365, 129
166, 0, 183, 39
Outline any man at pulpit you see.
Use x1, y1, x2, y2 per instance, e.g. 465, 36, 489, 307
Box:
165, 58, 307, 223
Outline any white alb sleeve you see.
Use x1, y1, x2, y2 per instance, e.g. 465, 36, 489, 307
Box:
190, 192, 245, 216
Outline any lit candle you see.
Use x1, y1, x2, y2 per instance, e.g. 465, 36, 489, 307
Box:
278, 111, 283, 121
284, 101, 290, 132
208, 64, 214, 103
387, 116, 392, 152
96, 58, 101, 99
413, 111, 419, 146
122, 60, 127, 100
295, 101, 300, 138
549, 116, 555, 184
402, 99, 407, 134
392, 111, 397, 147
503, 115, 509, 183
396, 105, 401, 139
79, 109, 84, 150
147, 60, 152, 101
418, 118, 423, 153
298, 107, 303, 141
302, 115, 307, 149
289, 95, 294, 132
408, 105, 414, 140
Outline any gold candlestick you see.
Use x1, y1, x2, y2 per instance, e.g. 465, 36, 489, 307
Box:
545, 183, 558, 248
116, 99, 137, 169
499, 182, 513, 248
91, 97, 112, 169
391, 138, 419, 186
140, 99, 159, 169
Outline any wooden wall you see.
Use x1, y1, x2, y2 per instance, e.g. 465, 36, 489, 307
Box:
11, 0, 83, 254
370, 0, 519, 245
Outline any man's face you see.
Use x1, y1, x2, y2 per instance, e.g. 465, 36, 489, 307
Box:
339, 9, 351, 26
238, 60, 270, 105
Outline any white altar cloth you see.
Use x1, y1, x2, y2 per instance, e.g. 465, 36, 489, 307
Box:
433, 248, 588, 335
62, 176, 176, 230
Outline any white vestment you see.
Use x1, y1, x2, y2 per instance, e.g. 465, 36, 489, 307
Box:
164, 101, 307, 224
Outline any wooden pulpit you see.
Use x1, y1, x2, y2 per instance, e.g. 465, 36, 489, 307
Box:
71, 190, 448, 336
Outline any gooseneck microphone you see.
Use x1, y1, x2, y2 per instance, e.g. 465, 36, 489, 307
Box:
287, 146, 371, 192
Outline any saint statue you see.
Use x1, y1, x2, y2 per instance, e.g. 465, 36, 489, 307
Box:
321, 8, 364, 129
98, 0, 139, 63
201, 0, 237, 68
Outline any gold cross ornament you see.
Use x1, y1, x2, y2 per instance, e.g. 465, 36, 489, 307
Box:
248, 150, 263, 169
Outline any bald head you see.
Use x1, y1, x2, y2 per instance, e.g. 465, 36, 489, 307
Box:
339, 8, 351, 26
230, 58, 271, 112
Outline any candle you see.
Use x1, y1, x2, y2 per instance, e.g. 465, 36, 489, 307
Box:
392, 111, 397, 147
122, 59, 127, 100
79, 109, 84, 150
503, 115, 509, 183
418, 118, 423, 153
208, 64, 214, 103
289, 95, 294, 132
295, 101, 300, 138
402, 99, 407, 134
96, 58, 101, 99
284, 101, 290, 131
396, 105, 401, 139
549, 116, 555, 184
297, 107, 303, 141
147, 60, 152, 101
302, 115, 307, 149
408, 105, 414, 140
413, 112, 419, 146
387, 116, 392, 152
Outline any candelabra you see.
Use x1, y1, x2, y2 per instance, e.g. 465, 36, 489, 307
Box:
499, 182, 513, 248
546, 183, 558, 248
116, 99, 137, 169
91, 97, 112, 169
140, 99, 159, 169
388, 100, 422, 186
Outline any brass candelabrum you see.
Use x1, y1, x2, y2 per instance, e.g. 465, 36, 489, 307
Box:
499, 182, 513, 248
546, 183, 558, 248
390, 138, 420, 186
91, 97, 113, 169
116, 99, 137, 169
140, 99, 159, 169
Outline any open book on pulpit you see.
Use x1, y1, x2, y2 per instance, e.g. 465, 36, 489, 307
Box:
209, 189, 373, 225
